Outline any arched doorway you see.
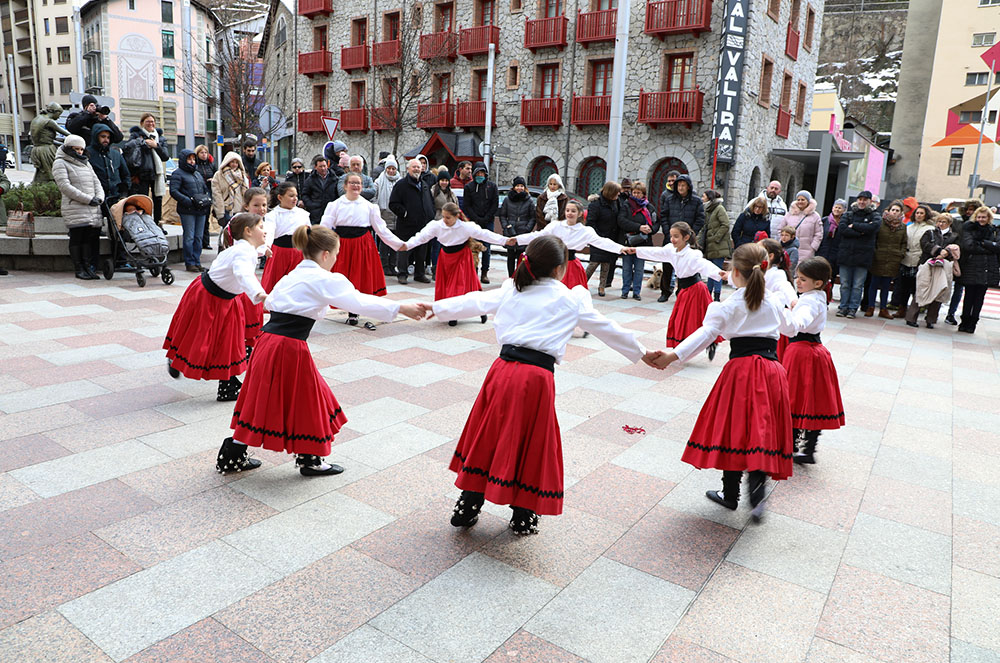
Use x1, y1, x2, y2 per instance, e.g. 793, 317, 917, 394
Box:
786, 176, 796, 201
649, 157, 689, 207
748, 166, 761, 202
576, 157, 607, 197
528, 156, 558, 187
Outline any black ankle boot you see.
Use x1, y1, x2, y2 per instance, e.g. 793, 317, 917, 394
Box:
215, 437, 262, 474
794, 430, 819, 465
448, 320, 458, 327
480, 315, 487, 324
509, 506, 539, 535
216, 376, 242, 401
748, 470, 768, 522
706, 470, 741, 510
70, 246, 96, 280
295, 454, 344, 476
450, 490, 484, 527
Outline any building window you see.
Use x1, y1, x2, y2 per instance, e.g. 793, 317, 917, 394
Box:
948, 148, 964, 176
960, 110, 998, 124
412, 3, 423, 28
384, 10, 401, 40
477, 0, 496, 26
48, 78, 54, 95
206, 70, 214, 96
163, 65, 176, 93
759, 56, 774, 107
161, 1, 173, 23
205, 36, 212, 60
528, 156, 558, 186
433, 72, 451, 102
312, 84, 326, 110
472, 68, 489, 100
313, 25, 327, 50
789, 0, 801, 27
510, 0, 523, 12
595, 0, 618, 8
60, 77, 72, 94
381, 77, 399, 105
46, 48, 52, 65
795, 81, 807, 124
537, 63, 559, 97
780, 72, 793, 110
350, 80, 365, 108
665, 53, 695, 91
979, 0, 1000, 6
162, 30, 174, 58
804, 6, 816, 51
55, 16, 68, 33
57, 46, 71, 64
590, 59, 613, 95
506, 63, 519, 88
767, 0, 780, 21
434, 3, 453, 31
44, 18, 50, 35
54, 0, 66, 4
576, 156, 607, 197
128, 0, 135, 9
351, 18, 367, 46
967, 72, 990, 85
542, 0, 561, 17
973, 32, 996, 47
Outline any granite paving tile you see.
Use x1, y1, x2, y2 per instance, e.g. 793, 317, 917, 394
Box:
650, 637, 739, 663
307, 625, 433, 663
859, 477, 952, 535
0, 611, 113, 663
332, 422, 451, 470
69, 384, 188, 419
337, 396, 429, 434
558, 429, 633, 483
816, 565, 950, 663
954, 516, 1000, 579
952, 566, 1000, 653
394, 378, 477, 409
610, 433, 694, 484
950, 639, 1000, 663
404, 400, 475, 437
555, 386, 621, 418
45, 408, 182, 453
0, 472, 39, 512
123, 618, 277, 663
821, 425, 883, 457
0, 433, 71, 473
792, 446, 874, 490
871, 443, 953, 489
137, 412, 237, 459
0, 378, 110, 414
378, 361, 464, 387
153, 396, 239, 425
13, 360, 124, 388
953, 426, 1000, 461
953, 449, 1000, 487
803, 638, 883, 663
482, 630, 587, 663
656, 470, 754, 530
954, 478, 1000, 528
765, 473, 864, 532
338, 452, 458, 516
38, 343, 134, 366
227, 458, 378, 511
566, 463, 675, 525
672, 562, 826, 663
843, 513, 951, 593
217, 547, 420, 663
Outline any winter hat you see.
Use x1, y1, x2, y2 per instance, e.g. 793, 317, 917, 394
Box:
384, 155, 398, 170
857, 190, 873, 200
81, 94, 98, 109
64, 135, 86, 149
437, 167, 451, 182
338, 154, 350, 168
795, 190, 812, 202
753, 230, 769, 242
378, 151, 390, 160
512, 175, 526, 187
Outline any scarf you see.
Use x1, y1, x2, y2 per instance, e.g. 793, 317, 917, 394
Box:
374, 170, 401, 210
543, 190, 562, 222
139, 126, 165, 197
628, 195, 652, 226
827, 213, 841, 236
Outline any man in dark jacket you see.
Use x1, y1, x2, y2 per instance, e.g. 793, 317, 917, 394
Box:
67, 95, 124, 145
656, 174, 705, 302
240, 140, 262, 180
498, 176, 536, 276
86, 122, 130, 207
389, 158, 435, 284
300, 156, 339, 225
835, 190, 881, 318
463, 162, 499, 283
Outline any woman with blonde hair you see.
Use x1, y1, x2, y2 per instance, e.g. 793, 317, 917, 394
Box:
732, 197, 771, 248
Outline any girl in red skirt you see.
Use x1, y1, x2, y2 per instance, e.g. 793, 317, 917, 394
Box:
400, 202, 507, 326
230, 188, 268, 354
760, 238, 797, 360
432, 235, 663, 534
633, 222, 726, 356
321, 172, 404, 329
164, 213, 267, 402
507, 200, 627, 291
260, 182, 310, 294
654, 242, 793, 522
219, 225, 425, 475
778, 257, 844, 465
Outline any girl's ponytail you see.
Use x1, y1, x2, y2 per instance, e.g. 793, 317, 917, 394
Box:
760, 237, 792, 283
731, 243, 768, 311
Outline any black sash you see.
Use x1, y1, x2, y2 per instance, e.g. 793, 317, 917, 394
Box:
334, 226, 369, 239
790, 332, 822, 344
500, 344, 556, 373
200, 272, 238, 300
729, 337, 778, 361
273, 235, 294, 248
567, 250, 577, 260
676, 274, 700, 291
441, 243, 467, 254
262, 312, 316, 341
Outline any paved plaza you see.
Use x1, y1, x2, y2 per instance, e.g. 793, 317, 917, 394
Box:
0, 261, 998, 663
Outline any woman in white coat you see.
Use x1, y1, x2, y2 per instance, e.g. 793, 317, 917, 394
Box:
52, 134, 104, 280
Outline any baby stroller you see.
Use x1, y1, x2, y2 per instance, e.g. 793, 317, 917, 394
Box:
101, 194, 174, 287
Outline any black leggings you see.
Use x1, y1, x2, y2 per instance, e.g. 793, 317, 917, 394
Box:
68, 226, 100, 256
961, 283, 989, 330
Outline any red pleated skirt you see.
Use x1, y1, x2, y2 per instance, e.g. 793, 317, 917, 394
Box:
449, 357, 564, 515
667, 281, 720, 348
231, 331, 348, 457
435, 245, 481, 301
783, 342, 845, 430
261, 244, 302, 294
682, 354, 794, 480
163, 277, 247, 380
239, 295, 264, 347
562, 258, 588, 290
776, 334, 789, 361
333, 233, 386, 296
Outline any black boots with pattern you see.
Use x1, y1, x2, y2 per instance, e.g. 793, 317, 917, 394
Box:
706, 470, 742, 510
450, 490, 484, 527
215, 437, 262, 474
509, 506, 539, 535
216, 376, 242, 402
794, 430, 819, 465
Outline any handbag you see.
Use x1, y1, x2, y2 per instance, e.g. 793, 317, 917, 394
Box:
626, 232, 649, 247
5, 203, 35, 238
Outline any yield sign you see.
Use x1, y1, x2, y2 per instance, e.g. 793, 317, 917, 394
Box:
321, 116, 339, 141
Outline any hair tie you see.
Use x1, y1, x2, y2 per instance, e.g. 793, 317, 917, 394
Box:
520, 253, 536, 279
306, 226, 312, 235
225, 225, 232, 243
760, 259, 769, 270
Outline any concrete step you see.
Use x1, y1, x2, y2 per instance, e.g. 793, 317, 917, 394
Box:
0, 224, 190, 271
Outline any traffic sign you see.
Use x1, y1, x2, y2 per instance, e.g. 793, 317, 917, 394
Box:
259, 105, 285, 135
216, 134, 223, 146
321, 117, 340, 140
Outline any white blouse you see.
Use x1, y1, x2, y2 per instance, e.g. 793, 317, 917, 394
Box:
432, 278, 646, 364
515, 220, 625, 254
635, 244, 721, 279
320, 196, 403, 250
405, 219, 507, 249
673, 289, 785, 363
264, 260, 401, 322
765, 267, 798, 308
207, 239, 267, 303
264, 206, 311, 240
778, 290, 828, 336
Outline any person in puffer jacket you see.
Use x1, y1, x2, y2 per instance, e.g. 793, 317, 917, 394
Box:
783, 191, 823, 261
463, 161, 499, 283
499, 176, 537, 276
53, 134, 104, 280
956, 205, 1000, 333
169, 148, 213, 272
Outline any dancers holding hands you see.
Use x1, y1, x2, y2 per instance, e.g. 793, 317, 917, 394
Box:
260, 182, 311, 293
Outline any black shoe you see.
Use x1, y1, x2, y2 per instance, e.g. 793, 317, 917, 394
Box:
215, 437, 262, 474
186, 264, 202, 273
480, 273, 490, 285
397, 274, 408, 284
705, 490, 739, 510
748, 470, 767, 522
216, 376, 242, 402
296, 454, 344, 476
620, 293, 629, 299
845, 310, 856, 319
167, 362, 181, 379
509, 506, 539, 535
706, 471, 741, 510
713, 292, 721, 302
945, 315, 958, 325
905, 320, 918, 328
835, 309, 847, 317
706, 343, 717, 361
632, 293, 641, 301
480, 314, 488, 324
794, 430, 818, 465
657, 294, 669, 303
926, 321, 935, 329
363, 321, 377, 331
0, 268, 8, 275
347, 314, 359, 326
448, 320, 458, 327
414, 273, 430, 284
451, 490, 484, 527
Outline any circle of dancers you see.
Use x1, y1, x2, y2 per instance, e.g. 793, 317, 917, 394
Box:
162, 188, 844, 531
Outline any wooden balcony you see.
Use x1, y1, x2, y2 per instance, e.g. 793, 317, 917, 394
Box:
571, 94, 611, 126
372, 39, 401, 66
776, 108, 791, 138
297, 50, 333, 76
644, 0, 712, 38
417, 102, 455, 129
340, 44, 369, 71
298, 0, 333, 18
370, 107, 398, 131
520, 97, 563, 129
525, 16, 568, 51
298, 110, 327, 133
458, 25, 501, 57
419, 31, 457, 60
456, 100, 498, 127
785, 23, 800, 60
576, 9, 616, 46
340, 107, 368, 133
637, 89, 704, 127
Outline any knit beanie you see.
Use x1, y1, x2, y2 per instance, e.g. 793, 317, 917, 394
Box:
513, 176, 526, 187
437, 167, 451, 182
81, 94, 98, 109
64, 135, 86, 149
795, 190, 812, 202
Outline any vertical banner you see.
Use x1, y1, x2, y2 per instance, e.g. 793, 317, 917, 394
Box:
713, 0, 750, 164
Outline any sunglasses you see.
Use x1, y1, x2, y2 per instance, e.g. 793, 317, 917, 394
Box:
292, 165, 303, 169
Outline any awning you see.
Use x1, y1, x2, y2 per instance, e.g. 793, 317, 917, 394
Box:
770, 148, 865, 166
403, 131, 485, 162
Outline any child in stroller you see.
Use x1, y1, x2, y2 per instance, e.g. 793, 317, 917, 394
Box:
103, 194, 174, 286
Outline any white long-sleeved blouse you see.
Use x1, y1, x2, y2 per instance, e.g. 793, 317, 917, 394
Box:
673, 288, 785, 363
264, 260, 401, 322
635, 244, 722, 279
404, 219, 507, 249
207, 239, 267, 303
778, 290, 827, 337
319, 195, 403, 250
514, 220, 625, 254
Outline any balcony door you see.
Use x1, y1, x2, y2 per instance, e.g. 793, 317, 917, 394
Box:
435, 3, 454, 31
313, 25, 327, 51
312, 85, 326, 111
350, 81, 366, 109
590, 59, 612, 96
477, 0, 495, 26
351, 18, 367, 47
539, 64, 559, 98
665, 53, 694, 91
473, 69, 489, 101
543, 0, 561, 17
434, 73, 451, 103
594, 0, 616, 9
384, 11, 400, 40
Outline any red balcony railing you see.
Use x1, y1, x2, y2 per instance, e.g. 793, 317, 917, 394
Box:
340, 44, 369, 71
419, 31, 458, 60
372, 39, 401, 66
637, 89, 704, 127
370, 106, 398, 131
456, 100, 498, 127
571, 94, 611, 126
340, 107, 368, 132
417, 102, 455, 129
298, 110, 327, 133
644, 0, 713, 38
458, 25, 501, 57
776, 108, 791, 138
525, 16, 568, 51
298, 0, 332, 18
576, 9, 616, 45
785, 23, 800, 60
298, 50, 333, 76
521, 97, 564, 128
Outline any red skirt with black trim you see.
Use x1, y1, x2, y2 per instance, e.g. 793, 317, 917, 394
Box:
776, 334, 789, 361
435, 245, 481, 300
333, 233, 386, 296
667, 280, 722, 348
449, 357, 564, 515
163, 277, 247, 380
231, 331, 348, 457
783, 341, 845, 430
682, 355, 794, 480
562, 258, 588, 290
239, 295, 264, 347
261, 244, 302, 294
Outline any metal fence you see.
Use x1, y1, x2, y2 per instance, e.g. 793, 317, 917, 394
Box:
824, 0, 909, 13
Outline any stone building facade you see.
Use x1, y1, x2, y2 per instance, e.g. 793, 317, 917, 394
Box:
263, 0, 822, 208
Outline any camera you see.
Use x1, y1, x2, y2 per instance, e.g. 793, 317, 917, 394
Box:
98, 105, 111, 115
